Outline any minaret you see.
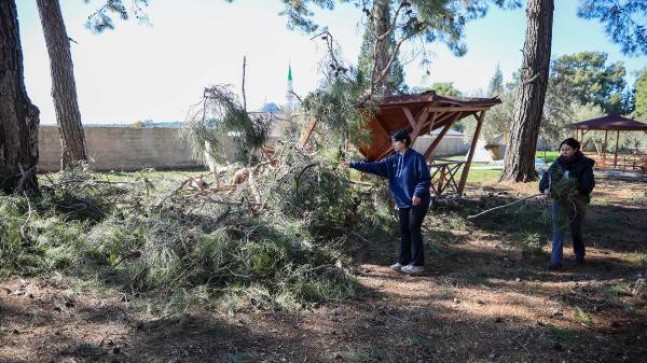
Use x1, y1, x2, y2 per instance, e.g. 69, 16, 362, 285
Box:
286, 63, 295, 111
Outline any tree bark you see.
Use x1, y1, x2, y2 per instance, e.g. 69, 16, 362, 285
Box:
370, 0, 391, 95
0, 1, 40, 195
37, 0, 87, 169
500, 0, 554, 182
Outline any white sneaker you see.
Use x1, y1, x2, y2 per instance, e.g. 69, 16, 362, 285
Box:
389, 263, 403, 271
401, 265, 424, 275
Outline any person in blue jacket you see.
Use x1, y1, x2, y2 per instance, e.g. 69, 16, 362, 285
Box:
539, 138, 595, 270
344, 129, 431, 274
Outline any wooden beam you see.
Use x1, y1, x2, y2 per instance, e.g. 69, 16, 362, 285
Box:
410, 107, 430, 142
426, 106, 491, 112
457, 110, 486, 196
402, 107, 417, 129
423, 111, 464, 161
373, 114, 392, 140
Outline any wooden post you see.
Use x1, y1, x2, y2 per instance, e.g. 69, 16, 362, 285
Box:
457, 111, 486, 196
613, 129, 620, 168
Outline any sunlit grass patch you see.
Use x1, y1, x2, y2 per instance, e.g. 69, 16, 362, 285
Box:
591, 196, 611, 206
574, 307, 594, 325
626, 252, 647, 267
536, 150, 560, 163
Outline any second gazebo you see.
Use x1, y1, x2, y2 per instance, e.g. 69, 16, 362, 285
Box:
570, 114, 647, 170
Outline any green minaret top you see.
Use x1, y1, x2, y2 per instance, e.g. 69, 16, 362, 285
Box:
288, 64, 293, 82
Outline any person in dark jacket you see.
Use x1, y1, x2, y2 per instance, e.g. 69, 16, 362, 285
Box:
344, 129, 431, 274
539, 138, 595, 270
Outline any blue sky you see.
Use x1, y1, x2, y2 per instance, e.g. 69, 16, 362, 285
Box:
16, 0, 646, 125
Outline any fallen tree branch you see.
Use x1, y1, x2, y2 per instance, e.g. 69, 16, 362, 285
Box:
467, 194, 544, 220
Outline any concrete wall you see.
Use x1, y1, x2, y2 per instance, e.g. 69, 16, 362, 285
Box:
412, 134, 469, 157
39, 126, 202, 172
39, 126, 469, 172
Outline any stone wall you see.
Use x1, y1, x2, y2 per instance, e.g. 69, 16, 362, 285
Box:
38, 126, 201, 172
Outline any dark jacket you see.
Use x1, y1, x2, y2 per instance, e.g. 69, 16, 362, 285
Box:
539, 151, 595, 202
350, 148, 431, 208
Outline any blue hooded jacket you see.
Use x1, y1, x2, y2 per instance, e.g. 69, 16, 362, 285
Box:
350, 148, 431, 208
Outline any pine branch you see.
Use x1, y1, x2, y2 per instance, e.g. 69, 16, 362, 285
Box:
467, 193, 544, 220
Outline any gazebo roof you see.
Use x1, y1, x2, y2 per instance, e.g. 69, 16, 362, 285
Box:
358, 92, 501, 161
569, 114, 647, 131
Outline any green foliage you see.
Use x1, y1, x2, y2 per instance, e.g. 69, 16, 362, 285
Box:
574, 307, 593, 325
463, 66, 514, 144
536, 150, 560, 163
302, 74, 373, 147
425, 82, 463, 97
487, 64, 505, 96
549, 173, 580, 205
521, 232, 543, 254
577, 1, 647, 57
181, 85, 271, 166
627, 252, 647, 267
3, 148, 400, 309
0, 197, 41, 276
267, 1, 521, 50
635, 68, 647, 119
550, 52, 630, 115
357, 6, 408, 96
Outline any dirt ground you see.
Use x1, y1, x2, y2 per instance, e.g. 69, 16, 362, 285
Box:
1, 179, 646, 363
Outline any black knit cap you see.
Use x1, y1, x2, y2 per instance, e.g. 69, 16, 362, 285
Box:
391, 129, 411, 146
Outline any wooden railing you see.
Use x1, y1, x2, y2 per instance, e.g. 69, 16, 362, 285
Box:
428, 160, 465, 196
590, 153, 647, 173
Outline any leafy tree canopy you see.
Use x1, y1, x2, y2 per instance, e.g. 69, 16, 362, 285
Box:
635, 68, 647, 119
425, 82, 463, 97
577, 0, 647, 57
230, 0, 521, 56
550, 51, 630, 115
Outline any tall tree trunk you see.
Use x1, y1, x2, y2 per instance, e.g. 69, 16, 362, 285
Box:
370, 0, 391, 96
0, 1, 40, 195
37, 0, 87, 169
500, 0, 554, 182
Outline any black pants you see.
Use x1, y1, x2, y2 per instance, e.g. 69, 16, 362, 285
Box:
398, 200, 430, 266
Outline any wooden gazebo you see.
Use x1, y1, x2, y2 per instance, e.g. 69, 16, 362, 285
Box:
570, 114, 647, 170
357, 92, 501, 196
